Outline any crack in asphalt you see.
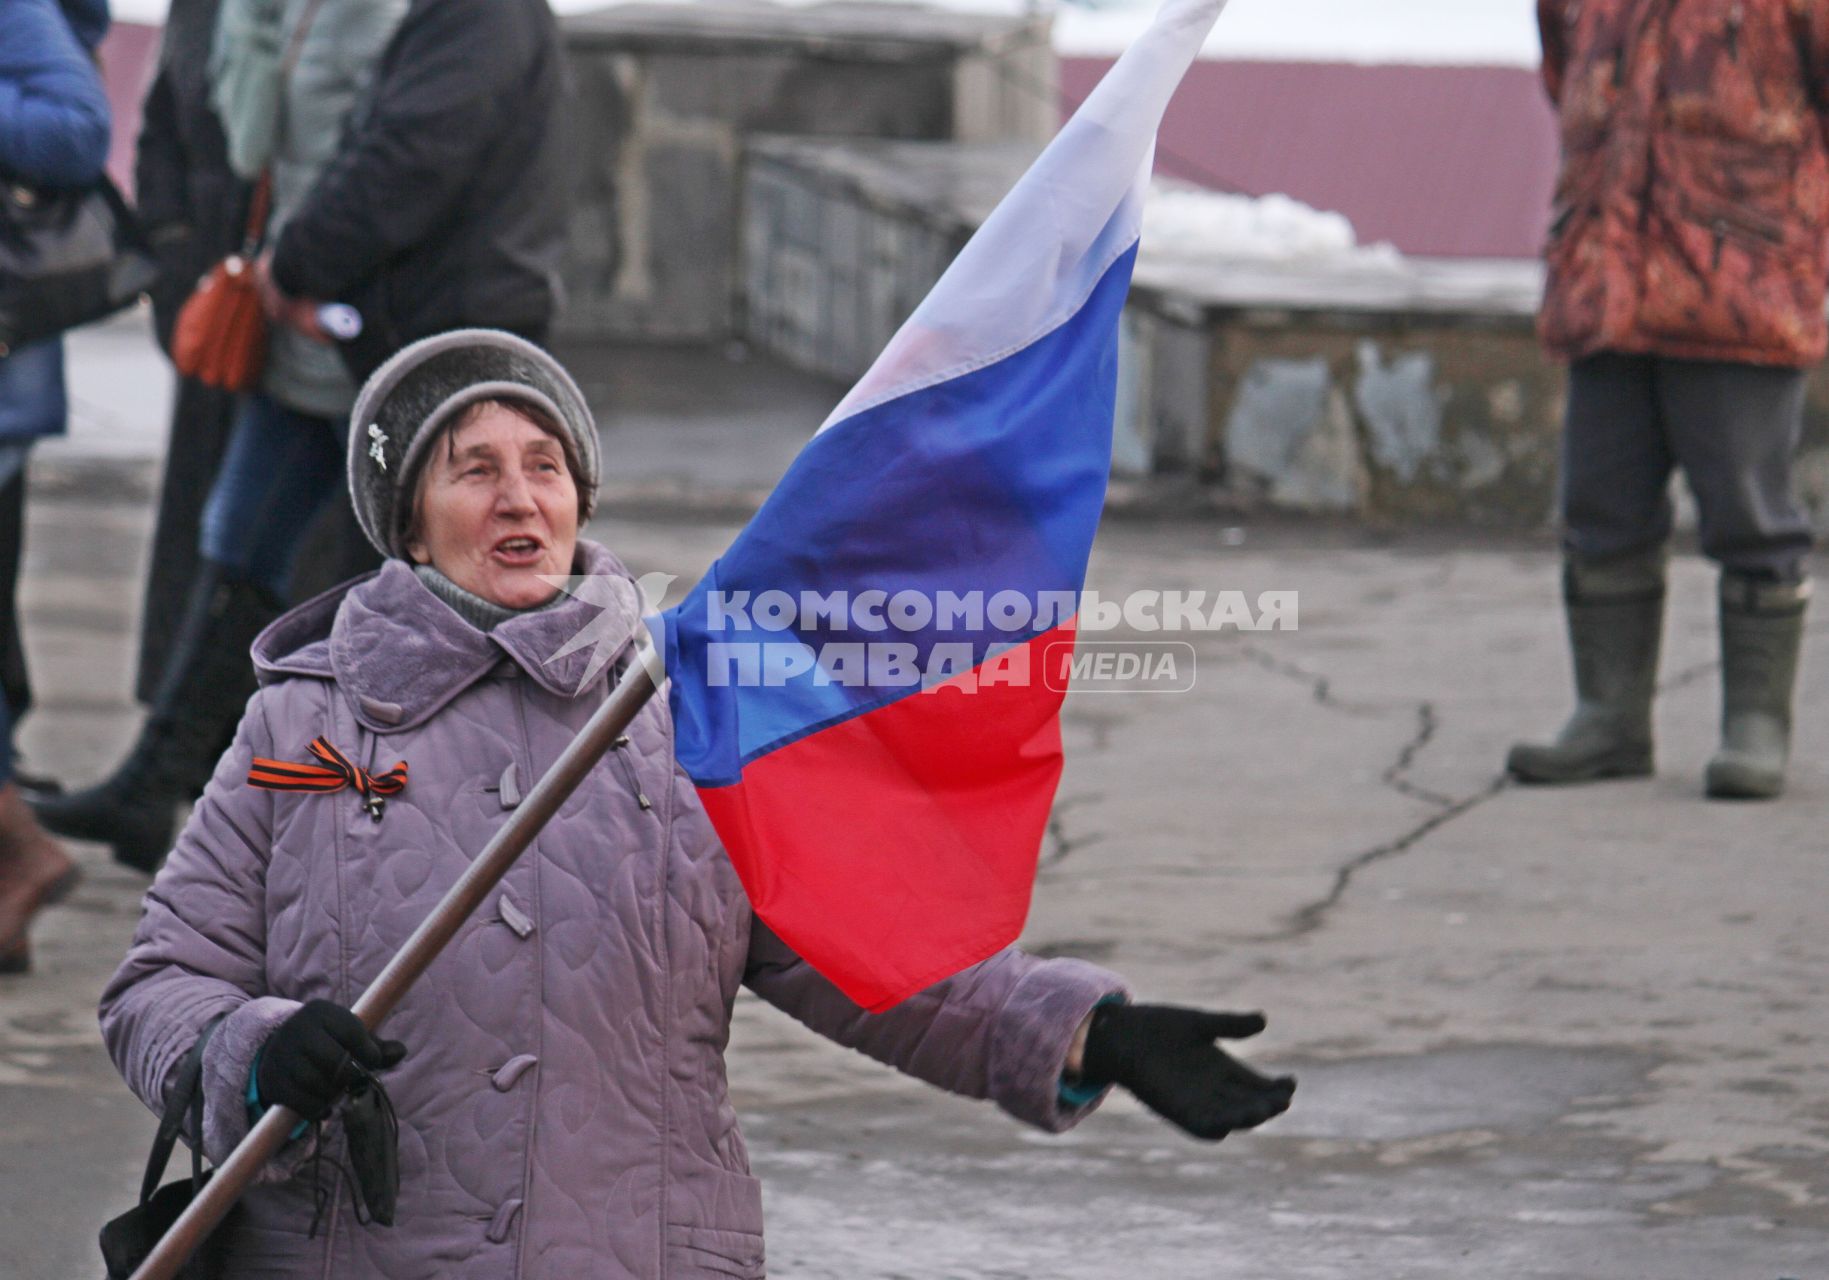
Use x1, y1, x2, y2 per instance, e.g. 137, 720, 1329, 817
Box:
1657, 657, 1720, 695
1239, 643, 1465, 819
1236, 645, 1384, 718
1237, 642, 1510, 941
1049, 623, 1766, 941
1245, 776, 1510, 943
1045, 707, 1131, 871
1240, 623, 1780, 942
1040, 793, 1102, 870
1383, 703, 1457, 809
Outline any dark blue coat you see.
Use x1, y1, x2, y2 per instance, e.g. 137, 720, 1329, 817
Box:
0, 0, 112, 188
0, 0, 112, 442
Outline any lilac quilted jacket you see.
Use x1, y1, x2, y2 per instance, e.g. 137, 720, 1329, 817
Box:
99, 541, 1127, 1279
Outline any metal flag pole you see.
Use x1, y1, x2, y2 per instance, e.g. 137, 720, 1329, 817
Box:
129, 639, 666, 1280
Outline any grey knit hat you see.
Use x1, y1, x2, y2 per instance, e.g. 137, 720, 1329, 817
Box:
346, 329, 601, 558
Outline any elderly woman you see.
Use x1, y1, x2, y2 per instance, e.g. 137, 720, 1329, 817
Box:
100, 332, 1294, 1277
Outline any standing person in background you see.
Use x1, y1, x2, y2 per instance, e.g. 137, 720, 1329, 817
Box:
1509, 0, 1822, 800
245, 0, 575, 607
255, 0, 570, 382
129, 0, 248, 712
0, 0, 112, 969
121, 0, 378, 734
130, 0, 248, 709
31, 0, 409, 872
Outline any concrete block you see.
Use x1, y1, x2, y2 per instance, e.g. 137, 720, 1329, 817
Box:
741, 137, 1019, 380
1354, 343, 1442, 485
1113, 318, 1150, 477
1223, 357, 1366, 512
1147, 320, 1209, 473
1339, 341, 1556, 526
1118, 309, 1208, 474
558, 54, 638, 332
558, 6, 1052, 343
619, 140, 734, 337
1392, 330, 1561, 525
952, 37, 1056, 143
735, 134, 1575, 528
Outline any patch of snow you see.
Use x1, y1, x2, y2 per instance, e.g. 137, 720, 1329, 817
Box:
1141, 183, 1403, 268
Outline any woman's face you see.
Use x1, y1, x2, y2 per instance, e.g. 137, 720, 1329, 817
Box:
406, 403, 580, 609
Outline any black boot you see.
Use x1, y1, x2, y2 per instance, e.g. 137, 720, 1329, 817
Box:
31, 566, 280, 872
1706, 575, 1809, 800
1507, 550, 1665, 784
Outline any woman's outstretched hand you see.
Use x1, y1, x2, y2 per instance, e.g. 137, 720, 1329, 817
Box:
257, 1000, 408, 1122
1078, 1003, 1296, 1141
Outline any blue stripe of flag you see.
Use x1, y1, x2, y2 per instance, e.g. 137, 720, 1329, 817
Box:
663, 243, 1139, 788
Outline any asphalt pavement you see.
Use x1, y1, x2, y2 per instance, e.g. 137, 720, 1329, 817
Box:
2, 312, 1824, 1279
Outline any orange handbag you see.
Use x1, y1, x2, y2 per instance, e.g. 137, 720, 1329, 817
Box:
171, 175, 271, 393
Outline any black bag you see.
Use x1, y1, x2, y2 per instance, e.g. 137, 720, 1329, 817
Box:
99, 1016, 237, 1280
342, 1067, 399, 1227
0, 174, 161, 357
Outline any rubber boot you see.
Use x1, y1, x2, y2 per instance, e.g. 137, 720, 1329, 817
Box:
1705, 575, 1809, 800
1507, 551, 1665, 784
30, 565, 280, 872
0, 782, 78, 972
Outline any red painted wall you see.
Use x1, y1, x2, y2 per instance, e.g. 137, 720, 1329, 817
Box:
103, 26, 1558, 259
1061, 57, 1561, 260
98, 21, 162, 195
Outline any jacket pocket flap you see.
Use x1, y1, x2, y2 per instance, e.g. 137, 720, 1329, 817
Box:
665, 1225, 764, 1279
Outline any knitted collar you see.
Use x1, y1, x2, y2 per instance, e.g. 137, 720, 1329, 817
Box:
251, 539, 646, 733
411, 564, 565, 633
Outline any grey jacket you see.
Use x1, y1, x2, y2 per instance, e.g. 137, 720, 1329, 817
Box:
99, 541, 1126, 1278
209, 0, 406, 416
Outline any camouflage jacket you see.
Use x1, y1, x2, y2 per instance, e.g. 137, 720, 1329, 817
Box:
1538, 0, 1829, 367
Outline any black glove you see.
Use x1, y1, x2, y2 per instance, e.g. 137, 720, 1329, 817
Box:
256, 1000, 407, 1123
1080, 1002, 1295, 1141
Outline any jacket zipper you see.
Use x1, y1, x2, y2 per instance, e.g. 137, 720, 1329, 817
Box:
509, 683, 543, 1280
609, 734, 654, 813
1709, 206, 1785, 270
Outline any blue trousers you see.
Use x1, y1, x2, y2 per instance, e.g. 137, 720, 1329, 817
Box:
199, 393, 346, 600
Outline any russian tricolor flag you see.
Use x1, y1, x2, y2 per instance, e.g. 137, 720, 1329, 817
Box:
658, 0, 1233, 1011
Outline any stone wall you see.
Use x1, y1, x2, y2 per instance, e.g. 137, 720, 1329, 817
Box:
557, 3, 1054, 343
1122, 259, 1561, 526
742, 135, 1027, 380
737, 133, 1829, 532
